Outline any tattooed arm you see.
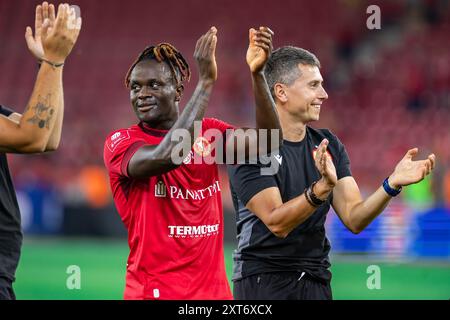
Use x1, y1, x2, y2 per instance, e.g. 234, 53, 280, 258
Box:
24, 2, 66, 151
0, 95, 60, 152
43, 91, 63, 151
0, 3, 81, 154
0, 107, 62, 153
0, 67, 61, 153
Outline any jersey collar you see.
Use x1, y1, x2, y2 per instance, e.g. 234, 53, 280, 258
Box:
139, 122, 169, 137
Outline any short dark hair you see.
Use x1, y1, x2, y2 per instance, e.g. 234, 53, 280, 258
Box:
125, 43, 190, 88
264, 46, 321, 98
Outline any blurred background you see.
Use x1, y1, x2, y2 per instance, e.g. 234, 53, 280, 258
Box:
0, 0, 449, 299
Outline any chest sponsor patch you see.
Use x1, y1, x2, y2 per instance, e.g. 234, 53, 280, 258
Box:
168, 224, 220, 238
154, 180, 221, 200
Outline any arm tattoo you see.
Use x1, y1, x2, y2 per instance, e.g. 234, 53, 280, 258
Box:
177, 85, 211, 133
190, 89, 209, 114
26, 94, 55, 129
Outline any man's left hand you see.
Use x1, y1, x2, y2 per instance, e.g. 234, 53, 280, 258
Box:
388, 148, 436, 189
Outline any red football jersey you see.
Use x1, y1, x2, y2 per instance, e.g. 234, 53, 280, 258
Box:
104, 118, 233, 300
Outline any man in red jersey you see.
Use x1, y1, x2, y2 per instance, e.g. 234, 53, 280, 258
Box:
103, 26, 281, 299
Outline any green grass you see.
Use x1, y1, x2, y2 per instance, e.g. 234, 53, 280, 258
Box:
14, 238, 450, 299
14, 238, 128, 299
330, 260, 450, 299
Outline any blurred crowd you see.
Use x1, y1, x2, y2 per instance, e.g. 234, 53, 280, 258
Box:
0, 0, 449, 214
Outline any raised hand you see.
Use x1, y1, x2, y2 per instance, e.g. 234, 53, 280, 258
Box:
388, 148, 436, 188
40, 3, 82, 64
194, 27, 218, 84
25, 2, 56, 61
246, 26, 274, 74
314, 139, 337, 188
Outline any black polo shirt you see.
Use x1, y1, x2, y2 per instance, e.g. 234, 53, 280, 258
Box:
228, 126, 352, 283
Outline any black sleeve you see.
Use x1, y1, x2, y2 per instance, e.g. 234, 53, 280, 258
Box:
320, 129, 352, 179
0, 105, 14, 117
228, 164, 278, 206
334, 135, 352, 179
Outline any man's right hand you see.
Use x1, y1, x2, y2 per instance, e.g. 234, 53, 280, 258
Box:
246, 26, 274, 74
314, 139, 337, 199
41, 3, 82, 64
194, 27, 217, 84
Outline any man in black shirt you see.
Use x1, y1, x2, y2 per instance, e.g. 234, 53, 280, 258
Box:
0, 2, 81, 299
228, 46, 436, 300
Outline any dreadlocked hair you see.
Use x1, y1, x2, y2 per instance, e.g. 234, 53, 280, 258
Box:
125, 43, 191, 89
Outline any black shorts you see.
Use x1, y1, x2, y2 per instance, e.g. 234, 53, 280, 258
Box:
0, 277, 16, 300
233, 272, 332, 300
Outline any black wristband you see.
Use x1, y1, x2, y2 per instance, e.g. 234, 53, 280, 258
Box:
383, 177, 402, 197
39, 58, 64, 69
304, 187, 317, 207
307, 181, 326, 207
0, 105, 14, 117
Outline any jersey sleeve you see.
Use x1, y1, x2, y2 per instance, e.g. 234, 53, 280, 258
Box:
103, 129, 147, 178
203, 118, 235, 162
228, 163, 278, 206
320, 129, 352, 180
329, 131, 352, 180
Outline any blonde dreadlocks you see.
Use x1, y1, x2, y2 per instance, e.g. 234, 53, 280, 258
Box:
125, 43, 191, 89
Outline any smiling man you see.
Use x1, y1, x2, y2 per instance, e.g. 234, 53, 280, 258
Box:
103, 27, 281, 299
228, 46, 436, 300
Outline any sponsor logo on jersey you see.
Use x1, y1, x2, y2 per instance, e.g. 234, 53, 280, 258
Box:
193, 137, 212, 157
168, 223, 220, 238
154, 180, 221, 200
107, 130, 130, 152
155, 181, 167, 197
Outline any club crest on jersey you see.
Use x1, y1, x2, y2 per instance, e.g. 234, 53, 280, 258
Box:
193, 137, 212, 157
155, 181, 167, 197
183, 151, 194, 165
312, 145, 333, 161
